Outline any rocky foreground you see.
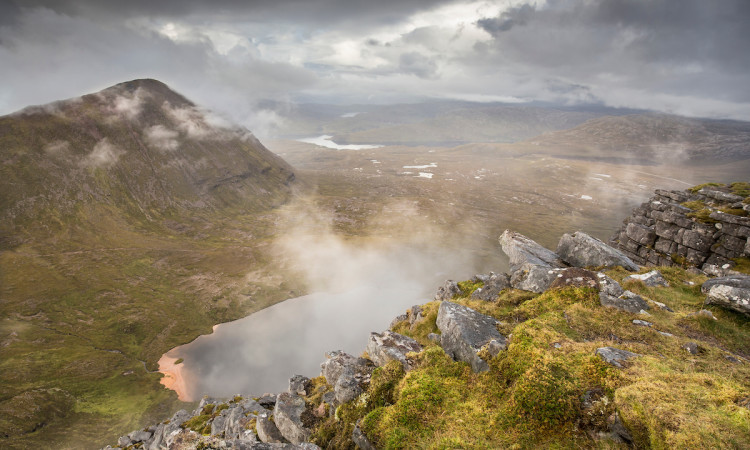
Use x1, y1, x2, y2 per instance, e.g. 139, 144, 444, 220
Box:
108, 186, 750, 450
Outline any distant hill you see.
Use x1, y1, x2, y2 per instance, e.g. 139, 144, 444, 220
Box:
525, 113, 750, 164
0, 78, 295, 249
275, 101, 611, 145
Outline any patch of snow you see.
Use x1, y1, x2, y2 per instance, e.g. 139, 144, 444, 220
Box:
370, 160, 381, 164
593, 173, 612, 178
590, 177, 603, 181
416, 172, 433, 179
403, 163, 437, 169
340, 112, 362, 118
581, 195, 593, 200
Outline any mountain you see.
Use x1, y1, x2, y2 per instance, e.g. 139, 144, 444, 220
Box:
525, 113, 750, 164
1, 78, 295, 250
0, 80, 299, 449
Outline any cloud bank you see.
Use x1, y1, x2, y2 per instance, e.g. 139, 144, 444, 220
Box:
1, 0, 749, 130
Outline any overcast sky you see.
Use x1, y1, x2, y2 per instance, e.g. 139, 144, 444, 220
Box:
1, 0, 749, 133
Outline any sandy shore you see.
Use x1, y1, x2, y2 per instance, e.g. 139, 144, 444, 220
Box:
158, 353, 191, 401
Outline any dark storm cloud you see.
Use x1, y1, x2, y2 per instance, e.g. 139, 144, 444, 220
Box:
9, 0, 455, 28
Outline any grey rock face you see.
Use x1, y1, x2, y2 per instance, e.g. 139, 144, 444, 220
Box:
435, 280, 461, 301
499, 230, 564, 271
274, 392, 311, 445
698, 188, 744, 204
321, 351, 372, 387
597, 273, 624, 297
155, 409, 192, 449
334, 368, 363, 403
600, 290, 651, 314
632, 320, 652, 327
258, 394, 277, 409
436, 301, 507, 372
289, 375, 312, 396
366, 331, 422, 370
625, 222, 657, 246
548, 267, 599, 290
389, 313, 408, 329
352, 422, 377, 450
471, 272, 510, 301
409, 305, 424, 325
557, 231, 640, 271
623, 270, 669, 287
705, 285, 750, 316
510, 263, 565, 293
701, 274, 750, 293
256, 413, 287, 444
596, 347, 640, 368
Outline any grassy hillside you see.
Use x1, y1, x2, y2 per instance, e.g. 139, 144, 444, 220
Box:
312, 265, 750, 448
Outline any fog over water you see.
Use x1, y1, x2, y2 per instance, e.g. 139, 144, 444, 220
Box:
164, 199, 488, 400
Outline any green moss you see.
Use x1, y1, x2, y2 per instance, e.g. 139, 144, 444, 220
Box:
730, 257, 750, 275
510, 359, 579, 429
681, 200, 706, 211
174, 358, 184, 365
456, 279, 483, 297
688, 182, 724, 193
687, 208, 718, 224
718, 207, 748, 217
729, 182, 750, 198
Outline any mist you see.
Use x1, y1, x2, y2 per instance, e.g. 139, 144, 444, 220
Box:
163, 198, 487, 400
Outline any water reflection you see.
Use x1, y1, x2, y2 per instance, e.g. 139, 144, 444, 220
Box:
161, 283, 430, 401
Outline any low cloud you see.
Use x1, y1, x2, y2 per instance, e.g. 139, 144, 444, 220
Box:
145, 125, 179, 151
82, 138, 122, 168
110, 87, 147, 120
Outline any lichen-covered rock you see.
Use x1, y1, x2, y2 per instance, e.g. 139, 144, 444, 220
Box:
701, 274, 750, 293
352, 422, 377, 450
289, 375, 312, 396
366, 331, 422, 370
705, 285, 750, 316
273, 392, 311, 444
596, 347, 640, 368
471, 272, 510, 301
597, 273, 624, 297
600, 290, 651, 314
334, 368, 363, 403
557, 231, 639, 271
623, 270, 669, 287
436, 301, 507, 372
320, 351, 373, 388
256, 413, 287, 444
389, 313, 408, 329
625, 222, 657, 246
548, 267, 598, 290
499, 230, 565, 271
435, 280, 461, 301
510, 263, 565, 293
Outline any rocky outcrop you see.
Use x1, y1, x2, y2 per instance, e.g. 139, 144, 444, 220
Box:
611, 187, 750, 269
510, 263, 566, 293
705, 285, 750, 316
471, 272, 510, 301
435, 280, 461, 301
274, 393, 311, 444
596, 347, 640, 368
366, 331, 422, 370
257, 413, 287, 444
436, 301, 507, 372
623, 270, 669, 287
701, 274, 750, 293
597, 274, 650, 314
499, 230, 565, 271
557, 231, 639, 271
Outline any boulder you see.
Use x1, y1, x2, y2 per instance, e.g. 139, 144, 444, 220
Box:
596, 347, 640, 368
557, 232, 640, 271
256, 413, 287, 444
436, 301, 507, 372
389, 313, 408, 329
258, 394, 277, 409
289, 375, 312, 396
334, 368, 363, 403
548, 267, 598, 290
366, 331, 422, 370
470, 272, 510, 301
597, 273, 624, 297
705, 285, 750, 316
632, 320, 652, 327
273, 392, 311, 444
321, 351, 373, 388
435, 280, 461, 301
623, 270, 669, 287
409, 305, 424, 326
510, 263, 565, 293
223, 406, 258, 440
600, 290, 651, 314
352, 422, 377, 450
499, 230, 564, 271
701, 274, 750, 294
